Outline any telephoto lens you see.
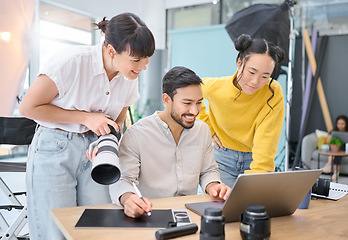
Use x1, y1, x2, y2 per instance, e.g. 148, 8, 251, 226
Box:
240, 204, 270, 240
312, 178, 330, 196
89, 125, 122, 185
200, 208, 225, 240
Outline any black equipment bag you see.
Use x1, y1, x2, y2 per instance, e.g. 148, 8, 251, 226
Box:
0, 117, 36, 145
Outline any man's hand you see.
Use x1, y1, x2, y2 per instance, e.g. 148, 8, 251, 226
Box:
120, 192, 152, 218
205, 182, 231, 200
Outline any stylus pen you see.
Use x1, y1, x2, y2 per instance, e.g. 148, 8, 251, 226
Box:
132, 182, 152, 216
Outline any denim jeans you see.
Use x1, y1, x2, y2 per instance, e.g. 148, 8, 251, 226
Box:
213, 146, 253, 189
26, 126, 112, 240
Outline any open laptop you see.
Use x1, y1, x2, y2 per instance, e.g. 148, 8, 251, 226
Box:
331, 131, 348, 143
185, 169, 322, 223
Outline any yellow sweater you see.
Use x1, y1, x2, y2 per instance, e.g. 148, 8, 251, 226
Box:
197, 71, 285, 173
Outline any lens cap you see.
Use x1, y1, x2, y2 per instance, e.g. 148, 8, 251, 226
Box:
245, 204, 267, 216
204, 208, 223, 217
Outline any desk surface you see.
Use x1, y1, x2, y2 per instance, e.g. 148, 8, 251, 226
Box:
51, 194, 348, 240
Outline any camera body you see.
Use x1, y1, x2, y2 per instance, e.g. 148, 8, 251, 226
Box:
240, 204, 270, 240
200, 208, 225, 240
89, 126, 121, 185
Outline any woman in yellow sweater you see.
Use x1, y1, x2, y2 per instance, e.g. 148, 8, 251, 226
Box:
197, 34, 285, 188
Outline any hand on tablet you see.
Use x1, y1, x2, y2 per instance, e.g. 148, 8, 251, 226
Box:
120, 192, 152, 218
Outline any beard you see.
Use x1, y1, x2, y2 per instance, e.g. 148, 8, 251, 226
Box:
170, 111, 196, 129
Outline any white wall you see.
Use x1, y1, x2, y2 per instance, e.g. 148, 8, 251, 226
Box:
0, 0, 35, 116
45, 0, 166, 49
165, 0, 214, 9
44, 0, 216, 49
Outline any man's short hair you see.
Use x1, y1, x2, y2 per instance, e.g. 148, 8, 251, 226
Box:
162, 66, 202, 99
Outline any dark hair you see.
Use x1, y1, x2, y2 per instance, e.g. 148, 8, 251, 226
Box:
162, 66, 202, 99
234, 34, 285, 109
95, 13, 155, 58
333, 115, 348, 132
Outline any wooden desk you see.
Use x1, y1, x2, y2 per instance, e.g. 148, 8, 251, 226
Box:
51, 194, 348, 240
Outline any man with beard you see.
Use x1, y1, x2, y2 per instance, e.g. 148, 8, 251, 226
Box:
109, 66, 231, 218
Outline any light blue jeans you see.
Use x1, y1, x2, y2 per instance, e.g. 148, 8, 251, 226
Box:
213, 146, 253, 189
26, 126, 112, 240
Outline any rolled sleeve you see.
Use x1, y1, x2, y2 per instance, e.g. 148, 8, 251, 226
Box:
199, 127, 221, 191
109, 130, 140, 206
247, 90, 285, 174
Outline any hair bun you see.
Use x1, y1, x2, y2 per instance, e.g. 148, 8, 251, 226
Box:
234, 34, 252, 51
94, 17, 109, 33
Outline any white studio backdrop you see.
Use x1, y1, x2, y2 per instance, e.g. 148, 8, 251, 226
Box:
0, 0, 35, 116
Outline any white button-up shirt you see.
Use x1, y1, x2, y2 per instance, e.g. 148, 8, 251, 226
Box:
36, 43, 139, 133
110, 112, 221, 205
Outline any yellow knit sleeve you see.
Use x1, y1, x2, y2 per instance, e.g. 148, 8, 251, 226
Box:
245, 82, 285, 174
198, 100, 215, 136
197, 78, 216, 136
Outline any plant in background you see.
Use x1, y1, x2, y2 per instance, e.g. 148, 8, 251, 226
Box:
328, 137, 344, 152
328, 137, 344, 147
133, 99, 151, 122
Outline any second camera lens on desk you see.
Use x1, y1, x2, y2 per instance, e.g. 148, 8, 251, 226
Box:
312, 178, 330, 196
200, 208, 225, 240
240, 204, 270, 240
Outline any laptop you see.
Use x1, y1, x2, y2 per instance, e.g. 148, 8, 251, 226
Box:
185, 169, 322, 223
331, 131, 348, 143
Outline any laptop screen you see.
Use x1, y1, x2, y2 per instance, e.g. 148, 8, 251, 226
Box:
331, 131, 348, 144
185, 169, 322, 222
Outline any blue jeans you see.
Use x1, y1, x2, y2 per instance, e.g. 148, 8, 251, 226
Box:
26, 126, 112, 240
213, 146, 253, 189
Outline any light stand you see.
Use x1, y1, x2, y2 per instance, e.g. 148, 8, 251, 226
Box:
284, 0, 298, 171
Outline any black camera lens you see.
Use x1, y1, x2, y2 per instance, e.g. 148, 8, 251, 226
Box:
200, 208, 225, 240
240, 204, 270, 240
312, 178, 330, 196
108, 124, 121, 139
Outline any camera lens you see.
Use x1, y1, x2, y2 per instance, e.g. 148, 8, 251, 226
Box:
90, 125, 122, 185
312, 178, 330, 196
240, 204, 270, 240
200, 208, 225, 240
